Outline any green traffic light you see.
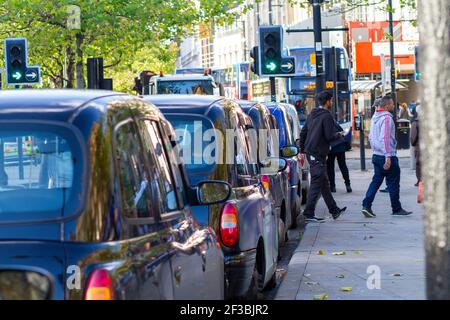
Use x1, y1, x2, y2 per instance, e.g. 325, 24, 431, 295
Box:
12, 71, 22, 80
266, 61, 277, 72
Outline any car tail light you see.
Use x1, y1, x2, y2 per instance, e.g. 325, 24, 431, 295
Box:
261, 175, 270, 191
84, 269, 114, 300
299, 153, 305, 166
220, 203, 239, 247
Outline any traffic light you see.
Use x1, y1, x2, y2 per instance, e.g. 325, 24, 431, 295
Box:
4, 38, 41, 86
250, 46, 260, 76
259, 26, 282, 75
87, 57, 113, 90
258, 26, 296, 77
5, 38, 27, 84
140, 71, 156, 95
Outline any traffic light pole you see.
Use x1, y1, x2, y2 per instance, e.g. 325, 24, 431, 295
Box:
270, 77, 276, 102
268, 0, 276, 102
388, 0, 397, 124
312, 0, 324, 98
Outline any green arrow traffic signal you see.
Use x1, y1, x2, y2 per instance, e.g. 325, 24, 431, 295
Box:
12, 71, 22, 80
266, 61, 277, 72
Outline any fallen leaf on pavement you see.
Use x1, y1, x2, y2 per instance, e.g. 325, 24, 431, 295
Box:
332, 251, 346, 255
340, 287, 353, 292
352, 250, 362, 254
390, 273, 403, 277
313, 293, 328, 300
305, 281, 318, 286
317, 249, 326, 255
336, 274, 345, 278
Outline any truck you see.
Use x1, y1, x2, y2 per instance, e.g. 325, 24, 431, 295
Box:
147, 73, 224, 96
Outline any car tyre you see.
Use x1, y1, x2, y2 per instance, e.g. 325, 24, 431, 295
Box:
264, 271, 277, 291
290, 193, 301, 229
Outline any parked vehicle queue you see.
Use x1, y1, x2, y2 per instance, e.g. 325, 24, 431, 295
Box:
0, 90, 303, 300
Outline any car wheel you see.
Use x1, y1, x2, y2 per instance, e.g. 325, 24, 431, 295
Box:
264, 271, 277, 291
278, 217, 287, 248
246, 265, 264, 300
290, 194, 301, 229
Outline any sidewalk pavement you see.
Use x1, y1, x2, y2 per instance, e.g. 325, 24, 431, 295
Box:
346, 148, 413, 159
276, 159, 425, 300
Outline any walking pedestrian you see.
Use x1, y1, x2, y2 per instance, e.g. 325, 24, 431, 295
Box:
362, 96, 412, 218
398, 102, 411, 120
300, 91, 347, 222
410, 104, 421, 186
327, 121, 352, 193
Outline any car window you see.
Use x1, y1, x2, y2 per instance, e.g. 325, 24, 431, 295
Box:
158, 121, 187, 207
282, 109, 295, 146
232, 112, 251, 177
243, 125, 259, 176
139, 120, 178, 213
165, 114, 216, 183
0, 124, 83, 223
260, 106, 277, 158
157, 80, 214, 95
115, 121, 158, 220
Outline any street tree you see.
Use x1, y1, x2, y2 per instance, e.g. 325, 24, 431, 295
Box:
0, 0, 243, 89
418, 0, 450, 299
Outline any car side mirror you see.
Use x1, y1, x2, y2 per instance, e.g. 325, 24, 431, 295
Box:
281, 146, 299, 157
196, 181, 232, 205
260, 157, 287, 174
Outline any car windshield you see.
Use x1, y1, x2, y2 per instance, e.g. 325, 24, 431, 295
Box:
0, 124, 83, 223
157, 80, 214, 95
165, 115, 216, 182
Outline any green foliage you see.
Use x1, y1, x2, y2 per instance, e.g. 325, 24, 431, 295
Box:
0, 0, 243, 89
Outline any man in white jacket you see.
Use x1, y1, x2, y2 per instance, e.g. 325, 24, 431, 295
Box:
361, 96, 412, 218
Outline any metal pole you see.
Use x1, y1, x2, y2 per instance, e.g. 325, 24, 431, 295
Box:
331, 46, 338, 119
269, 0, 276, 102
312, 0, 324, 101
269, 0, 273, 25
18, 136, 24, 180
388, 0, 397, 122
0, 140, 7, 186
270, 77, 276, 102
360, 114, 366, 171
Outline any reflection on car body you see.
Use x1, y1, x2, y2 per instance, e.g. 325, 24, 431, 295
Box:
0, 90, 231, 300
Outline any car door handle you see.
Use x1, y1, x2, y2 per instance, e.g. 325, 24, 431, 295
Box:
201, 250, 206, 272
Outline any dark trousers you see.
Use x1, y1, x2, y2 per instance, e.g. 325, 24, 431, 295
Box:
304, 155, 339, 217
326, 152, 350, 188
362, 155, 402, 213
414, 147, 421, 181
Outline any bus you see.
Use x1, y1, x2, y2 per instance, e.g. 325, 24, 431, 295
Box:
211, 62, 252, 100
286, 46, 353, 142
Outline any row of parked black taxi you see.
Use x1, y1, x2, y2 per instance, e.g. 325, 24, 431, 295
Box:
0, 90, 309, 300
